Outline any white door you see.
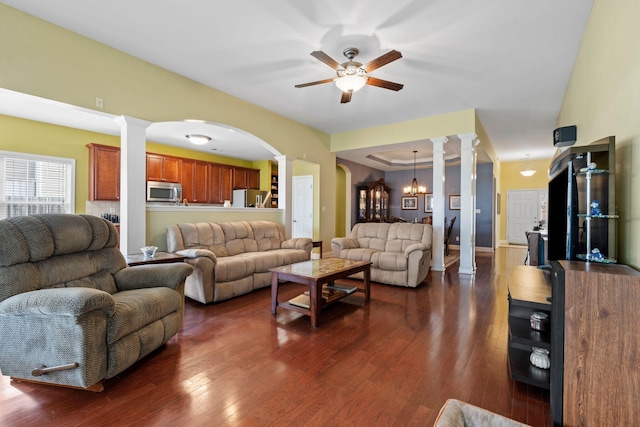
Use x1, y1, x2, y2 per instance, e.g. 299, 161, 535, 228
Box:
507, 189, 544, 244
292, 175, 313, 238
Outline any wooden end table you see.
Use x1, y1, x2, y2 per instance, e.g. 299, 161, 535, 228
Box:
270, 258, 371, 328
125, 251, 186, 266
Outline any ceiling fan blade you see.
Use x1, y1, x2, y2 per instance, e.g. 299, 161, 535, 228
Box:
364, 50, 402, 72
294, 78, 335, 88
340, 91, 352, 104
310, 51, 343, 70
366, 77, 404, 91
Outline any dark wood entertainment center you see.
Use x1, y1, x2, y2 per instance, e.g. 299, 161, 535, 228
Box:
508, 262, 640, 426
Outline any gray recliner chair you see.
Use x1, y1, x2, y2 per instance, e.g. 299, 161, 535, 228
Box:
0, 214, 193, 391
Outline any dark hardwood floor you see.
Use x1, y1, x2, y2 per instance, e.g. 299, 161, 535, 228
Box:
0, 247, 550, 426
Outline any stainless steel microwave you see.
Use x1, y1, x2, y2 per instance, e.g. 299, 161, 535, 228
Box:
146, 181, 182, 202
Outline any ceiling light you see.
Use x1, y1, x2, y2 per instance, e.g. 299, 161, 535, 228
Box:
404, 150, 427, 195
186, 134, 211, 145
520, 154, 536, 177
335, 64, 367, 93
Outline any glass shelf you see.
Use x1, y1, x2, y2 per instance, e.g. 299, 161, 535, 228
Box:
575, 168, 609, 176
577, 213, 619, 219
576, 254, 618, 264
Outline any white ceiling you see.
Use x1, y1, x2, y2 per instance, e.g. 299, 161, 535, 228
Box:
0, 0, 593, 169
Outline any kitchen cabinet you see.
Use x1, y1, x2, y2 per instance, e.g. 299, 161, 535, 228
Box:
87, 143, 120, 201
181, 159, 209, 203
146, 153, 181, 183
210, 164, 233, 204
233, 167, 260, 189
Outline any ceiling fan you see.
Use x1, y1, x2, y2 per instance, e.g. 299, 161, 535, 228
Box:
295, 47, 404, 104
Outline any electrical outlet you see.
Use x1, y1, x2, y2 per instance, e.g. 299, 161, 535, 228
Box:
456, 236, 460, 242
95, 97, 104, 108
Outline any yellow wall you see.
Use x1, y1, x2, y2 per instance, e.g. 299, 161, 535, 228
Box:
330, 109, 477, 152
498, 158, 552, 242
0, 115, 262, 213
558, 0, 640, 268
0, 4, 336, 244
0, 115, 119, 213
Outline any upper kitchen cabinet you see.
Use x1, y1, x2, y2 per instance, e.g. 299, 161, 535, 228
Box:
181, 159, 210, 204
87, 143, 120, 201
233, 167, 260, 190
146, 153, 181, 183
210, 164, 233, 204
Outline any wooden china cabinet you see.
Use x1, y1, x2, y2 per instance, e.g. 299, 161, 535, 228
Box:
356, 178, 390, 223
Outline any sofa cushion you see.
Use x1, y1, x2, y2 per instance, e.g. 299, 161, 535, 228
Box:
338, 247, 380, 263
176, 223, 228, 257
376, 252, 408, 271
215, 256, 256, 282
385, 223, 429, 252
236, 251, 280, 273
107, 287, 181, 344
250, 221, 285, 251
353, 223, 391, 251
269, 249, 310, 266
220, 222, 259, 256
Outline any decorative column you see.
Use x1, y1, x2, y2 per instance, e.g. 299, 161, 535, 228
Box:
275, 155, 294, 238
114, 116, 150, 256
459, 133, 479, 275
431, 137, 448, 271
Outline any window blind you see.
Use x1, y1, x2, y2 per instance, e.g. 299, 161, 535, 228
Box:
0, 151, 75, 220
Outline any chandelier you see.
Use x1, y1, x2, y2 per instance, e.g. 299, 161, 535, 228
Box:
403, 150, 427, 195
520, 154, 536, 177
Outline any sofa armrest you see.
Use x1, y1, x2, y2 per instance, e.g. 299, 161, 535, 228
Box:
281, 238, 312, 251
404, 243, 427, 256
0, 288, 114, 317
331, 237, 360, 255
175, 248, 217, 263
114, 263, 193, 292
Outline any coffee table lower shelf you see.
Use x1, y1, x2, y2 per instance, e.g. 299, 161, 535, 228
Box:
270, 258, 371, 328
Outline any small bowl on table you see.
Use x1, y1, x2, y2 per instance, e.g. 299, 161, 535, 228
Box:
140, 246, 158, 258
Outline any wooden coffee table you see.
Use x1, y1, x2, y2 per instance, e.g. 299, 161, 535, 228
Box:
270, 258, 371, 327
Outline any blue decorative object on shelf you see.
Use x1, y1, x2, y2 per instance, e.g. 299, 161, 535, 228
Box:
590, 200, 601, 216
589, 248, 604, 261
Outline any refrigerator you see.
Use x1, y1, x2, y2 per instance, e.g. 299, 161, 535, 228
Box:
232, 189, 269, 207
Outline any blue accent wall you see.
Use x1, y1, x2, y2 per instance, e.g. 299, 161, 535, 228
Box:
337, 157, 494, 248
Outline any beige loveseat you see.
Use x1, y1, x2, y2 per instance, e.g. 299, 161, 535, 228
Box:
331, 222, 432, 287
167, 221, 312, 304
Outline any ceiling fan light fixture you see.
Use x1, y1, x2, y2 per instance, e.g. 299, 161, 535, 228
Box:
186, 134, 211, 145
335, 75, 367, 93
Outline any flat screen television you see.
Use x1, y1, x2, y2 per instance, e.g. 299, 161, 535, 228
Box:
547, 136, 616, 262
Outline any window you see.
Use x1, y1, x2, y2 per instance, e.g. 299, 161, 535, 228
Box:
0, 151, 75, 220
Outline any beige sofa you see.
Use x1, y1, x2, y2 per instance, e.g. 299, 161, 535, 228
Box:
331, 222, 432, 287
167, 221, 312, 304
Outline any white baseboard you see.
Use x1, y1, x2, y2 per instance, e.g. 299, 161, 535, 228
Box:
448, 244, 494, 253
